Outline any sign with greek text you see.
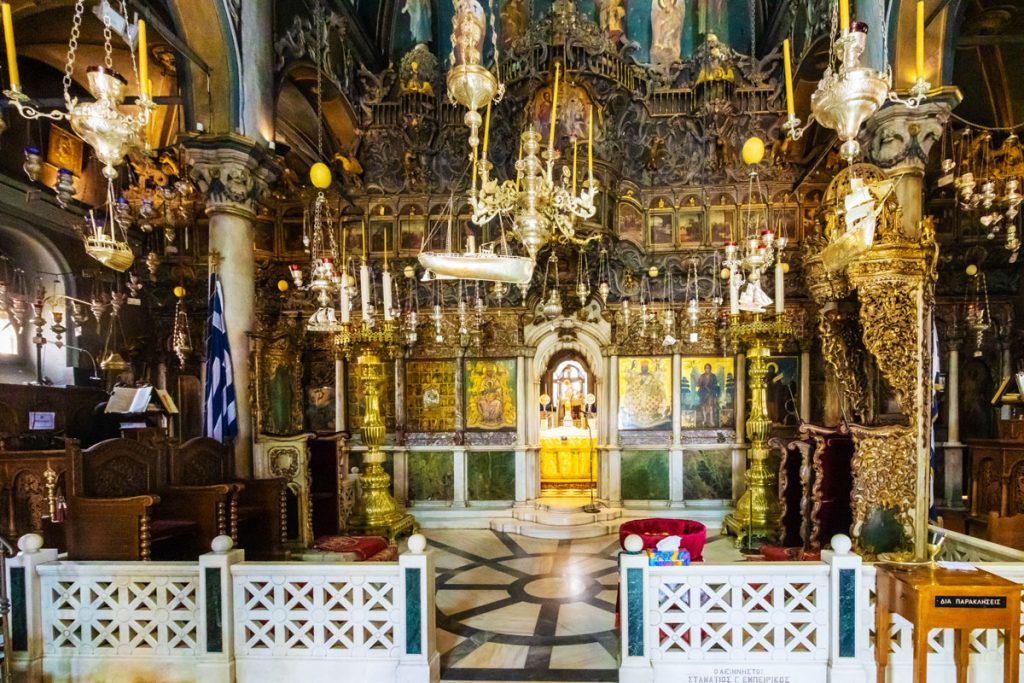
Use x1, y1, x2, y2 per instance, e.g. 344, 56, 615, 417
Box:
935, 595, 1006, 608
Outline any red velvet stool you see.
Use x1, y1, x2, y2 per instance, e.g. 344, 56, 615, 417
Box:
618, 518, 707, 561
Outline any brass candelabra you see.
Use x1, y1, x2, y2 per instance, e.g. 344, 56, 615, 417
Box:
336, 319, 418, 542
722, 313, 792, 549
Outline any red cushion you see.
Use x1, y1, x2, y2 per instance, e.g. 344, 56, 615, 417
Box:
313, 535, 389, 560
619, 518, 707, 562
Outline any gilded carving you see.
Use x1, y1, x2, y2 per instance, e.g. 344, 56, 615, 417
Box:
849, 424, 917, 555
816, 310, 868, 421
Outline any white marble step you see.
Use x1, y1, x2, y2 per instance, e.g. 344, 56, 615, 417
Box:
511, 506, 621, 526
489, 518, 619, 540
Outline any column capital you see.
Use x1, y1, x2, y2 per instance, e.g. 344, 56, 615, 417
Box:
862, 87, 962, 172
183, 133, 281, 218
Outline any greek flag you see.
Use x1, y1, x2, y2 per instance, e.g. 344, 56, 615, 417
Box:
204, 273, 238, 442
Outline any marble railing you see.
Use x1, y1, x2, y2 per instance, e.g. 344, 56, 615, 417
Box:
5, 534, 438, 683
934, 524, 1024, 563
620, 533, 1024, 683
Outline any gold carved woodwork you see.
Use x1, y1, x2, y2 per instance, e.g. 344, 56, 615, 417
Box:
849, 424, 917, 555
816, 310, 868, 421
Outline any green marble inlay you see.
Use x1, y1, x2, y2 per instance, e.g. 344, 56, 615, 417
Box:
405, 567, 422, 654
205, 567, 223, 653
838, 568, 856, 657
408, 451, 454, 501
621, 450, 669, 500
626, 567, 644, 657
10, 566, 25, 651
468, 451, 515, 500
683, 449, 732, 499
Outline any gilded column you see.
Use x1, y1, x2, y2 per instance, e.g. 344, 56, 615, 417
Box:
732, 351, 746, 504
800, 346, 811, 423
186, 135, 279, 477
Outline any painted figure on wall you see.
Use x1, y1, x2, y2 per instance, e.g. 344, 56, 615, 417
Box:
466, 359, 517, 430
402, 0, 432, 44
596, 0, 626, 39
619, 357, 671, 430
500, 0, 528, 51
305, 385, 336, 432
696, 363, 721, 428
530, 84, 591, 143
680, 357, 735, 429
650, 0, 685, 66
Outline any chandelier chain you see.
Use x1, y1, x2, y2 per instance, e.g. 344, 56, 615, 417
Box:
120, 0, 140, 95
102, 8, 114, 70
487, 0, 505, 102
63, 0, 86, 101
316, 3, 325, 160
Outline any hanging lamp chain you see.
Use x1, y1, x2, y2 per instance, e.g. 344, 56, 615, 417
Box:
62, 0, 86, 104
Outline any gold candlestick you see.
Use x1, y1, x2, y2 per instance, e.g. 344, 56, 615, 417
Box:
722, 313, 792, 549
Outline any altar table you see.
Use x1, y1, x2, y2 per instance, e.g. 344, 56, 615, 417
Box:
875, 564, 1021, 683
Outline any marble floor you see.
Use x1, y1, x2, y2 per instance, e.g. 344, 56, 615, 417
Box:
424, 528, 743, 682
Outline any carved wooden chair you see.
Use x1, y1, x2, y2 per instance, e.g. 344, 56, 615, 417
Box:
804, 424, 854, 547
773, 435, 813, 548
170, 437, 287, 559
65, 438, 232, 560
987, 511, 1024, 550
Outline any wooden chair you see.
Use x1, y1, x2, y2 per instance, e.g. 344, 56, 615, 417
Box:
170, 437, 287, 559
773, 435, 813, 548
805, 425, 854, 547
66, 438, 232, 560
987, 511, 1024, 550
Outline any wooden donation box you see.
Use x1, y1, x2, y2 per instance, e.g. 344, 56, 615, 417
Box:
875, 565, 1021, 683
538, 422, 597, 494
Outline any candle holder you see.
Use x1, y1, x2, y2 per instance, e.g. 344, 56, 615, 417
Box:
722, 312, 793, 550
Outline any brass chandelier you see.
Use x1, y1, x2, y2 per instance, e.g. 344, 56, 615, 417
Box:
782, 0, 930, 163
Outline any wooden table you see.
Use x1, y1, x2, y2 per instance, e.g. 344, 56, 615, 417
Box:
875, 564, 1021, 683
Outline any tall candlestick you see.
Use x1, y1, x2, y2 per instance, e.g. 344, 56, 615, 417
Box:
572, 138, 578, 194
587, 105, 593, 183
2, 3, 19, 92
361, 219, 367, 260
360, 262, 371, 322
729, 268, 739, 315
839, 0, 849, 33
482, 100, 491, 159
915, 0, 925, 80
383, 227, 389, 271
340, 280, 350, 323
775, 261, 785, 315
382, 271, 393, 321
138, 19, 148, 99
548, 62, 560, 157
783, 39, 795, 118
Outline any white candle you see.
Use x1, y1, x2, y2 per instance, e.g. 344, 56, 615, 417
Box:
360, 263, 371, 321
340, 282, 350, 323
729, 267, 739, 315
382, 270, 393, 321
775, 261, 784, 315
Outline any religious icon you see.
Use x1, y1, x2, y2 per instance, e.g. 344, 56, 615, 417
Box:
708, 205, 735, 243
648, 210, 674, 249
680, 357, 735, 429
304, 385, 336, 432
369, 220, 395, 255
650, 0, 685, 66
500, 0, 528, 51
618, 201, 644, 244
402, 0, 432, 44
596, 0, 626, 39
677, 208, 705, 246
744, 356, 800, 425
466, 359, 517, 430
400, 215, 425, 254
618, 357, 672, 430
530, 83, 591, 142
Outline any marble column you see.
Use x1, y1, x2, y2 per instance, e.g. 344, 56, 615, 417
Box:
452, 447, 467, 508
800, 347, 811, 423
732, 351, 746, 504
670, 352, 684, 507
944, 337, 963, 508
240, 0, 273, 144
186, 135, 279, 477
453, 349, 467, 508
335, 357, 347, 433
608, 354, 621, 507
514, 355, 528, 505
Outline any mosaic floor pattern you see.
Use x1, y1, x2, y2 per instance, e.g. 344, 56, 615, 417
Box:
425, 529, 621, 682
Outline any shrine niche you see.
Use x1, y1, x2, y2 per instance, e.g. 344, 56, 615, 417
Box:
465, 359, 517, 431
618, 356, 672, 430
